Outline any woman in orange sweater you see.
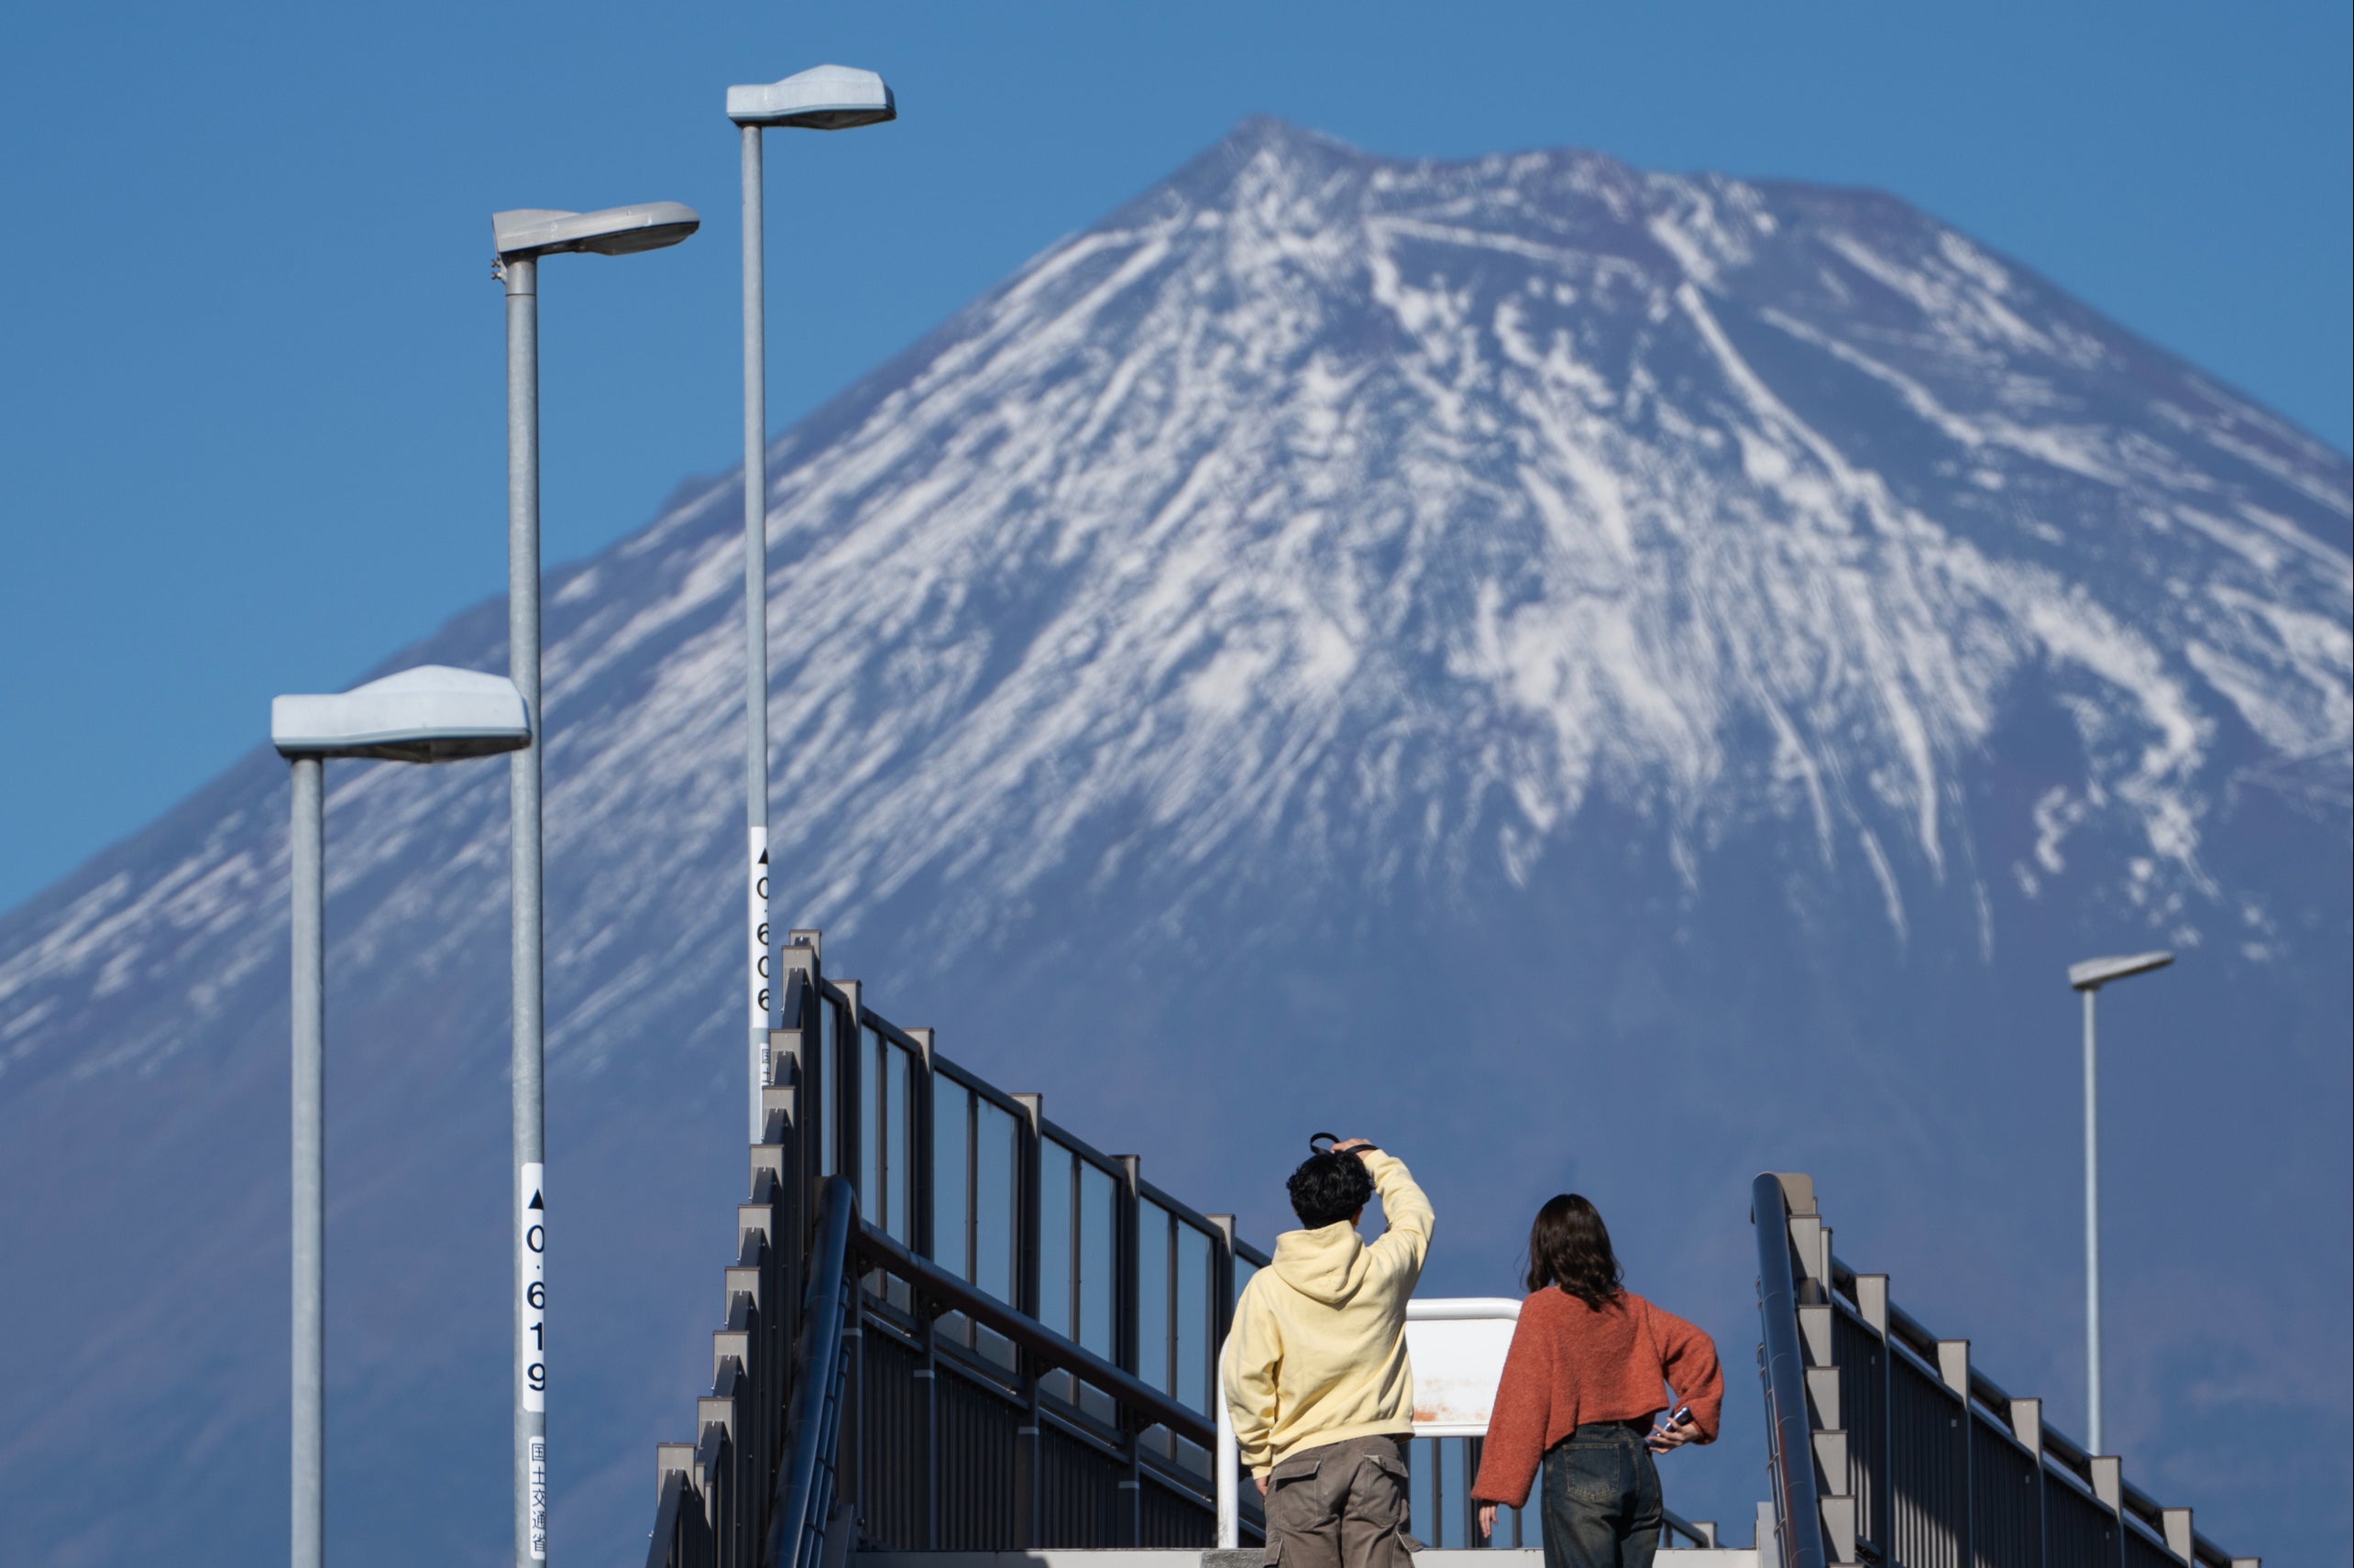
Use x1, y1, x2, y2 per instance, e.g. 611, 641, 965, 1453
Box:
1471, 1194, 1722, 1565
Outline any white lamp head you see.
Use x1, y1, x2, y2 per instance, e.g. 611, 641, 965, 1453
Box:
272, 665, 531, 764
492, 203, 700, 262
727, 65, 896, 129
2067, 950, 2175, 992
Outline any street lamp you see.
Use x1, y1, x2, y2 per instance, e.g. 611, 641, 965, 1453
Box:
2066, 948, 2173, 1454
270, 665, 530, 1568
491, 199, 697, 1568
726, 67, 896, 1143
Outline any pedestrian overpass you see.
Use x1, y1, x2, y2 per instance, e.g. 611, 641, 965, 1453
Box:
644, 934, 2258, 1568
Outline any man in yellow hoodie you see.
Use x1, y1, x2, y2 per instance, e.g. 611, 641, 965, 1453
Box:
1222, 1136, 1434, 1567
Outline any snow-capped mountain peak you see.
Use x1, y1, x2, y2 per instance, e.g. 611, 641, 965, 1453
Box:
1, 119, 2346, 1567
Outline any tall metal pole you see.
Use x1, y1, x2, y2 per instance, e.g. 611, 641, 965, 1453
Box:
742, 123, 775, 1145
1215, 1339, 1238, 1547
2082, 985, 2102, 1454
505, 253, 550, 1565
289, 755, 324, 1568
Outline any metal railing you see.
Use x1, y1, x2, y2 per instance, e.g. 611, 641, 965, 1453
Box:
766, 1176, 859, 1568
1754, 1172, 2260, 1568
653, 929, 1749, 1561
1754, 1173, 1833, 1568
651, 933, 1273, 1557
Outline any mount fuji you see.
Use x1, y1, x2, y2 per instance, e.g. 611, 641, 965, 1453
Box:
1, 118, 2346, 1566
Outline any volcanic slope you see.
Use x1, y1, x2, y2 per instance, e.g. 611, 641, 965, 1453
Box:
2, 118, 2347, 1565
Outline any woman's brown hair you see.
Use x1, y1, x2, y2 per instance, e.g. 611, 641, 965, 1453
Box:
1524, 1192, 1624, 1310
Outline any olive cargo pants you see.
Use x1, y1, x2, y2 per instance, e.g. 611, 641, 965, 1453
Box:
1260, 1434, 1421, 1568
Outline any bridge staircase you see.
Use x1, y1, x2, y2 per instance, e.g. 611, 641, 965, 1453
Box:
1750, 1175, 2259, 1568
643, 934, 2257, 1568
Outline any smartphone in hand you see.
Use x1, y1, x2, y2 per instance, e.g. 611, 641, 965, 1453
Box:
1646, 1405, 1693, 1451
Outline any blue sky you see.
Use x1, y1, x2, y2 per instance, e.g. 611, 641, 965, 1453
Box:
2, 0, 2348, 913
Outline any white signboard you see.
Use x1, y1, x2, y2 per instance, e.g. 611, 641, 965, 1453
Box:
1405, 1297, 1522, 1436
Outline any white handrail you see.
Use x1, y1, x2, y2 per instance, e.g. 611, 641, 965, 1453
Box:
1406, 1296, 1524, 1321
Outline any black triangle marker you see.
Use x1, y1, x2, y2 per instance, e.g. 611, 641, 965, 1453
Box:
528, 1191, 544, 1210
758, 850, 769, 865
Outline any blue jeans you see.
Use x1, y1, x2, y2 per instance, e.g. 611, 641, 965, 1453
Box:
1538, 1422, 1663, 1568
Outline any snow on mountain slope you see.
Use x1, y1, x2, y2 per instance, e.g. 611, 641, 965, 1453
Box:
723, 123, 2344, 960
6, 120, 2346, 1089
0, 118, 2346, 1567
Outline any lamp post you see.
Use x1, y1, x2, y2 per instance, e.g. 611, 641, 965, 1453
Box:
490, 201, 697, 1567
270, 665, 531, 1568
725, 66, 896, 1142
2065, 948, 2174, 1454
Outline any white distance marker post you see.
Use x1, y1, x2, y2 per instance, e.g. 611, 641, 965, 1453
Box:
748, 827, 773, 1141
520, 1162, 548, 1560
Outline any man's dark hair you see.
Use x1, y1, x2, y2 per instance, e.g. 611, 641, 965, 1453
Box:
1287, 1150, 1376, 1230
1524, 1192, 1625, 1310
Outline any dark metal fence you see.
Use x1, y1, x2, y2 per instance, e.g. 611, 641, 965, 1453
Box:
766, 1176, 858, 1568
1754, 1173, 1833, 1568
1753, 1173, 2260, 1568
643, 957, 2276, 1564
650, 927, 1747, 1563
648, 932, 1272, 1563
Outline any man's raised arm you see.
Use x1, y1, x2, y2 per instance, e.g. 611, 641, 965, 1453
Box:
1352, 1145, 1433, 1275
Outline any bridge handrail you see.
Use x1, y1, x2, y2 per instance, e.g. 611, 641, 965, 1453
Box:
852, 1221, 1216, 1448
1754, 1172, 1832, 1568
764, 1175, 859, 1568
1760, 1170, 2259, 1568
1824, 1255, 2256, 1568
654, 934, 1272, 1554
